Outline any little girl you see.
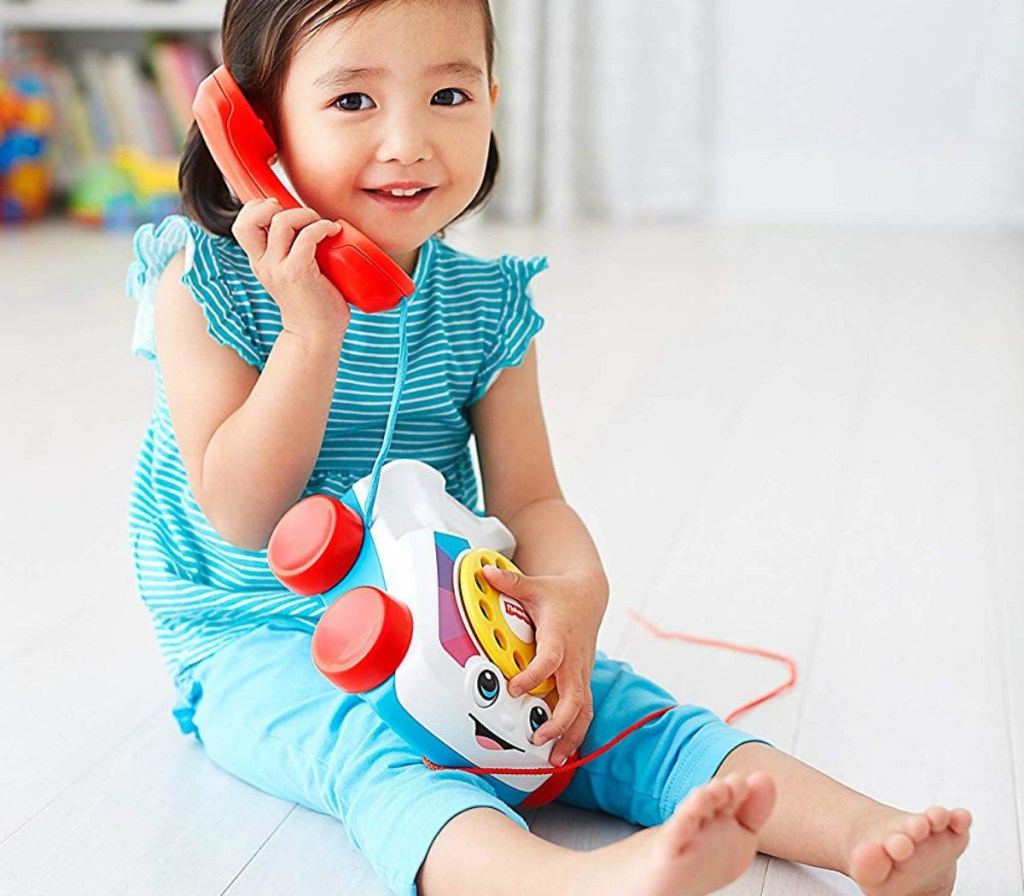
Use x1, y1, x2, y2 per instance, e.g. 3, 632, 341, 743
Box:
127, 1, 972, 894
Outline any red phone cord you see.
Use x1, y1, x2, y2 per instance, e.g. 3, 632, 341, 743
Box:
422, 609, 798, 776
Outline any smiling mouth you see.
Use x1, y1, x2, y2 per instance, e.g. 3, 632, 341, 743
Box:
363, 187, 436, 199
366, 187, 436, 195
469, 713, 524, 753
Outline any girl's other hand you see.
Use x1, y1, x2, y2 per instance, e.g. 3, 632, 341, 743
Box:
232, 198, 351, 340
480, 565, 606, 768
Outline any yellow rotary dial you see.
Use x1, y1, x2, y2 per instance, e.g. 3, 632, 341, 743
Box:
456, 549, 556, 698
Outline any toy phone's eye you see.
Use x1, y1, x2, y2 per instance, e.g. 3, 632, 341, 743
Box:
334, 93, 374, 112
465, 656, 504, 709
529, 705, 548, 732
525, 700, 550, 743
473, 668, 500, 708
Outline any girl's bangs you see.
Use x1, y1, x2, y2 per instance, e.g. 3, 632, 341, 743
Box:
299, 0, 382, 42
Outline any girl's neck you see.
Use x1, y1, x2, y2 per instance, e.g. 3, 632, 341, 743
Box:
391, 244, 422, 278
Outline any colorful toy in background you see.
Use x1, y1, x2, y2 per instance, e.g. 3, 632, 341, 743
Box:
68, 147, 180, 231
0, 69, 55, 223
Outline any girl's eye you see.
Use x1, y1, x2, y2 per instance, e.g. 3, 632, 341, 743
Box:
334, 93, 374, 112
332, 89, 469, 112
432, 88, 470, 107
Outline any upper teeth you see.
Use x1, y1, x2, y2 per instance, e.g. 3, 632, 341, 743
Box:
388, 188, 423, 196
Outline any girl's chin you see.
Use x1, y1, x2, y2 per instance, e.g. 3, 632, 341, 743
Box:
333, 219, 421, 271
352, 228, 417, 260
312, 198, 439, 256
349, 217, 433, 252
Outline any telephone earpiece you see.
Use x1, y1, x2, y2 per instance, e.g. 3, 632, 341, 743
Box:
192, 65, 416, 313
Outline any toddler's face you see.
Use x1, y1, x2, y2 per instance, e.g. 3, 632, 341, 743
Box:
275, 0, 497, 275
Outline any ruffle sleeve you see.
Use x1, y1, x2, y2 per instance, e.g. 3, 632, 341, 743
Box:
126, 214, 263, 370
467, 253, 548, 405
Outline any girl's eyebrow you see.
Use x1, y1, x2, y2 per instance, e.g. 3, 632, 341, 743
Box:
314, 60, 485, 90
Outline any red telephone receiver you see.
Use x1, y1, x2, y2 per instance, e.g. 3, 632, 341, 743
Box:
192, 66, 415, 313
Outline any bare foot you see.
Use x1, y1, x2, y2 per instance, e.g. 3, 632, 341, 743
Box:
566, 772, 776, 896
847, 805, 972, 896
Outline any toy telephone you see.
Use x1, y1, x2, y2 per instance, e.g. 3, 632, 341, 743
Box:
192, 65, 415, 313
268, 458, 801, 808
267, 459, 578, 809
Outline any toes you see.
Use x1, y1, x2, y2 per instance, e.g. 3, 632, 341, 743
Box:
735, 773, 776, 834
673, 785, 714, 824
705, 780, 732, 813
693, 786, 717, 819
718, 779, 740, 815
723, 772, 749, 806
949, 808, 973, 836
925, 806, 950, 832
666, 786, 713, 843
849, 841, 893, 888
900, 813, 931, 843
667, 804, 701, 842
883, 831, 915, 863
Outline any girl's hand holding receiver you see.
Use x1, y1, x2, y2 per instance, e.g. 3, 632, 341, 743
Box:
480, 565, 608, 768
232, 198, 351, 340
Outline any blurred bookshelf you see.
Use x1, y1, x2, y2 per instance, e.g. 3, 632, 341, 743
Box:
0, 2, 222, 31
0, 0, 225, 228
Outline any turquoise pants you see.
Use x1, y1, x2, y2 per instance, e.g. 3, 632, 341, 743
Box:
181, 624, 770, 895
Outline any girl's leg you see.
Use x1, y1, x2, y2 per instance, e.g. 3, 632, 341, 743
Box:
184, 625, 534, 896
555, 650, 773, 827
556, 651, 970, 895
417, 777, 777, 896
716, 741, 887, 872
714, 742, 972, 892
185, 627, 774, 896
416, 807, 567, 895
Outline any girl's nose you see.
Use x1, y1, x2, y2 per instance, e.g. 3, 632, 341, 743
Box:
376, 113, 433, 166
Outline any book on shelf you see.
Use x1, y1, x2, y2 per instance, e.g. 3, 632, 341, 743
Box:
19, 37, 219, 190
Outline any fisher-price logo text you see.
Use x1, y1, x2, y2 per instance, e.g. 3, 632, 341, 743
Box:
502, 599, 534, 629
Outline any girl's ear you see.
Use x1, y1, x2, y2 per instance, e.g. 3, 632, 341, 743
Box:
490, 79, 500, 106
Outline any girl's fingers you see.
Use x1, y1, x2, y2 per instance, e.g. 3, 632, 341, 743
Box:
482, 565, 534, 600
548, 694, 594, 766
231, 198, 281, 259
532, 670, 588, 746
548, 667, 598, 765
510, 643, 562, 698
263, 206, 322, 265
290, 219, 343, 264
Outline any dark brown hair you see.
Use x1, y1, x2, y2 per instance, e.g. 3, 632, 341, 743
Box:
179, 0, 500, 240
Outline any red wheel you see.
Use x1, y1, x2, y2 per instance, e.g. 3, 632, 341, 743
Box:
268, 495, 364, 596
311, 586, 413, 693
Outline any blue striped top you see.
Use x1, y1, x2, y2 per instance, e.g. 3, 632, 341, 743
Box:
126, 214, 546, 694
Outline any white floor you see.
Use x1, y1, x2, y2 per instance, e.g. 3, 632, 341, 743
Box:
1, 216, 1022, 895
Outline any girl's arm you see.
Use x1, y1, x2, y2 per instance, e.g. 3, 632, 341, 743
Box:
470, 342, 608, 760
154, 249, 343, 552
469, 343, 608, 598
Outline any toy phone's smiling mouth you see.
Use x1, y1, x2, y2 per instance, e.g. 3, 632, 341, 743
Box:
469, 714, 524, 753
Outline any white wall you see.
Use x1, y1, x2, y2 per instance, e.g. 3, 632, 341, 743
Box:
709, 0, 1024, 228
